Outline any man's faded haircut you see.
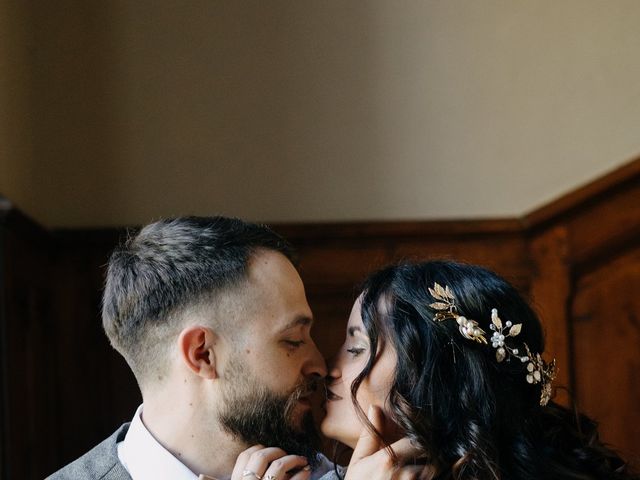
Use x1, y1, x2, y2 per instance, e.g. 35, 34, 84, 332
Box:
102, 216, 294, 386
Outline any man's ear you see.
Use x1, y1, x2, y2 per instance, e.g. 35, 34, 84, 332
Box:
178, 326, 219, 379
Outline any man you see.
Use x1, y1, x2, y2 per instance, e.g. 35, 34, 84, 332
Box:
48, 216, 330, 480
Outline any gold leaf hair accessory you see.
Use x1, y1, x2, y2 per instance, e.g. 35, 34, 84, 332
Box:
429, 282, 487, 344
523, 345, 558, 406
428, 283, 558, 406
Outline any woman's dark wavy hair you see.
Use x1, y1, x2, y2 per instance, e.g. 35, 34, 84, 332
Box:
348, 260, 637, 480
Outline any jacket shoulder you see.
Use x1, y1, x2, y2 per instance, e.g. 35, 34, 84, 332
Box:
46, 424, 131, 480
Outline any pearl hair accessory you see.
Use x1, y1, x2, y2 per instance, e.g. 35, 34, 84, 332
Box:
490, 308, 522, 362
428, 282, 488, 344
428, 282, 557, 406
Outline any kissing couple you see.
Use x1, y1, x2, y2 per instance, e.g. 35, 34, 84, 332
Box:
49, 216, 637, 480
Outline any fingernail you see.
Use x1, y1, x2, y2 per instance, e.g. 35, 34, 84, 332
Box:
303, 465, 311, 471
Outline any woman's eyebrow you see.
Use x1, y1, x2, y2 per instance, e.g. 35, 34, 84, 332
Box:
348, 326, 362, 336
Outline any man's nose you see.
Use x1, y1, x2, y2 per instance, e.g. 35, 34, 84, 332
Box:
304, 342, 328, 378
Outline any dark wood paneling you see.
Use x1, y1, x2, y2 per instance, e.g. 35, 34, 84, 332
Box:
528, 225, 572, 405
51, 239, 140, 466
524, 157, 640, 458
0, 207, 139, 478
571, 246, 640, 459
0, 205, 58, 479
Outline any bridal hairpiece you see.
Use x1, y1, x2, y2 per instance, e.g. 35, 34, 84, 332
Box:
428, 283, 488, 344
429, 282, 557, 406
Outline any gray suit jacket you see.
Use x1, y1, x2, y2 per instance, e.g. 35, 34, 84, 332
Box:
47, 423, 335, 480
47, 424, 132, 480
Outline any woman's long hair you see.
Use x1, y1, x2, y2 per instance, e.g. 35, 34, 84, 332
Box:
348, 260, 637, 480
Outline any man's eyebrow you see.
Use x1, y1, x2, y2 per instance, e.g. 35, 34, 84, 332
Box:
278, 315, 313, 333
348, 326, 362, 336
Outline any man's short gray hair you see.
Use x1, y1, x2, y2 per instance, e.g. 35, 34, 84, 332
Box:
102, 216, 294, 387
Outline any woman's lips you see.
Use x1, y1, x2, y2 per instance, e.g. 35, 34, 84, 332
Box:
326, 388, 343, 401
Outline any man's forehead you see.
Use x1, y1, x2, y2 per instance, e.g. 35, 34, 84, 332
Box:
247, 248, 297, 276
246, 250, 302, 293
242, 250, 313, 330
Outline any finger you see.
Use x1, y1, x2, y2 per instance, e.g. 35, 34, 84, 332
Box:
386, 438, 424, 466
350, 405, 384, 466
234, 447, 288, 480
231, 445, 265, 480
263, 455, 310, 480
288, 465, 312, 480
361, 437, 423, 474
237, 444, 266, 461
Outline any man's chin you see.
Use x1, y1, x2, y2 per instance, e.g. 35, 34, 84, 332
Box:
286, 411, 322, 468
219, 393, 321, 467
289, 400, 312, 425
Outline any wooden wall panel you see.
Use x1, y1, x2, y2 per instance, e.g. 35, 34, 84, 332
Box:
50, 240, 141, 467
0, 207, 58, 479
528, 226, 572, 405
525, 158, 640, 461
0, 215, 140, 478
571, 246, 640, 460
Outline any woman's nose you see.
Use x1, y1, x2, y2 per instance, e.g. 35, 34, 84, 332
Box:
327, 360, 342, 381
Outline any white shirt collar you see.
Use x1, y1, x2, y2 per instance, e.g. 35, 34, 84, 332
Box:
117, 404, 199, 480
117, 404, 333, 480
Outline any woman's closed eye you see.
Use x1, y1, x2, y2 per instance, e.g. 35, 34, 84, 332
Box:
346, 346, 366, 357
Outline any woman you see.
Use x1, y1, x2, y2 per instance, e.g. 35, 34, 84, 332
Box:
320, 260, 638, 480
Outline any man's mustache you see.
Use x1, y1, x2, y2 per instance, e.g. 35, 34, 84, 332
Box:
283, 377, 324, 416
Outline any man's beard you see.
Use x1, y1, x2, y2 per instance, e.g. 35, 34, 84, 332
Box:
218, 357, 322, 468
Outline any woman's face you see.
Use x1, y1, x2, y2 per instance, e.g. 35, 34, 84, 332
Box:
320, 297, 397, 449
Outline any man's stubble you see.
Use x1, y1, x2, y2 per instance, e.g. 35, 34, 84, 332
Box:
218, 354, 321, 467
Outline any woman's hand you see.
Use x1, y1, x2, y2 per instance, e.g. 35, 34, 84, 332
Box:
344, 406, 429, 480
231, 445, 311, 480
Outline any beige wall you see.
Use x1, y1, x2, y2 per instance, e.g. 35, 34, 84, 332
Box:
2, 1, 640, 228
0, 0, 35, 210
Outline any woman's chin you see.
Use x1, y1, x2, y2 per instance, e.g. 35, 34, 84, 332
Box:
321, 418, 358, 450
319, 416, 334, 439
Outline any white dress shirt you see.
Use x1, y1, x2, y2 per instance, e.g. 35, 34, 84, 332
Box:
117, 405, 199, 480
117, 404, 333, 480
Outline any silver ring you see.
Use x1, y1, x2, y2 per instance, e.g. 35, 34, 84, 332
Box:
242, 471, 262, 480
265, 476, 277, 480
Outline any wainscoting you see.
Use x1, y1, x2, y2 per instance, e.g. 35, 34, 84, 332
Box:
1, 158, 638, 479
